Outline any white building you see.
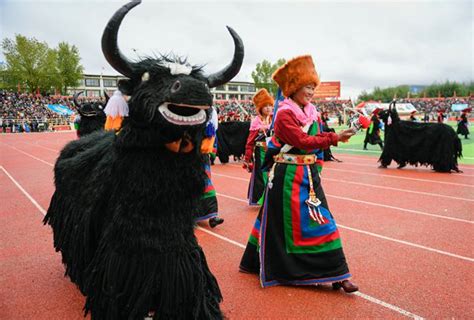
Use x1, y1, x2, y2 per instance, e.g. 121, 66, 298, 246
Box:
69, 74, 256, 100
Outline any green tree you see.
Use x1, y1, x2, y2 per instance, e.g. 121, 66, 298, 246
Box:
357, 82, 473, 102
56, 42, 83, 94
251, 58, 286, 95
1, 34, 57, 93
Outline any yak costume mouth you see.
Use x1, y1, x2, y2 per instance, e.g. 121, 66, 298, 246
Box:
158, 103, 208, 126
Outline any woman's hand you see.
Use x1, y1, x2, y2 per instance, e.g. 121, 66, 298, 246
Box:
242, 161, 253, 172
337, 129, 356, 143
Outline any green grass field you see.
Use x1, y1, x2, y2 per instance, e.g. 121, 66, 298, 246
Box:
330, 122, 474, 165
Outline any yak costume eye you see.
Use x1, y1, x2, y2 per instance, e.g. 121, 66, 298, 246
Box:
171, 80, 181, 93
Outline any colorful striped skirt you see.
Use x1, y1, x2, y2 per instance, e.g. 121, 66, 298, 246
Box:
195, 155, 218, 222
240, 162, 351, 287
247, 145, 268, 206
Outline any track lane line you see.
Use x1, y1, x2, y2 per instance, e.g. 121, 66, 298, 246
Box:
215, 193, 474, 263
226, 163, 474, 186
212, 173, 473, 224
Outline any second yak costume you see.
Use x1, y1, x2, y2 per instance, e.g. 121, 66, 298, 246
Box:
44, 0, 244, 319
244, 88, 274, 205
239, 55, 357, 292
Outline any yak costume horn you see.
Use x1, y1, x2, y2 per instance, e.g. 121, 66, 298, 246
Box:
73, 91, 83, 107
101, 0, 244, 87
101, 0, 140, 78
103, 91, 110, 104
207, 26, 244, 88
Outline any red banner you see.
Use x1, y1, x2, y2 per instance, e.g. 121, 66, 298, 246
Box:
313, 81, 340, 98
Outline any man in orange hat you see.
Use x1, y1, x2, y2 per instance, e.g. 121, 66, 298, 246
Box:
363, 108, 384, 150
239, 55, 358, 293
243, 88, 274, 205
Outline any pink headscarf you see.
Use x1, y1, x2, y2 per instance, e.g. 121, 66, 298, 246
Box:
276, 98, 319, 126
249, 115, 270, 131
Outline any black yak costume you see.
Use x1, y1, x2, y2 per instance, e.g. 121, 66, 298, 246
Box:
457, 110, 470, 139
73, 91, 107, 137
378, 102, 462, 173
216, 121, 250, 163
44, 0, 244, 319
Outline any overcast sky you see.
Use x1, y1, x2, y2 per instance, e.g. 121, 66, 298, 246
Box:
1, 0, 472, 98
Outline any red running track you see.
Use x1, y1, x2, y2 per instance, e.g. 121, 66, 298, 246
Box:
1, 132, 473, 319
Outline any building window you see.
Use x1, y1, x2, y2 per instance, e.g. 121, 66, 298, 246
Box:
103, 79, 117, 87
86, 90, 100, 97
216, 85, 225, 91
249, 85, 255, 92
85, 78, 100, 87
228, 85, 238, 92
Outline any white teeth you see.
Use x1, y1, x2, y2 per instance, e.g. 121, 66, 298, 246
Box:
158, 103, 207, 125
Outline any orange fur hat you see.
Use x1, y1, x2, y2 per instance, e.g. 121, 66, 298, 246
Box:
271, 55, 320, 97
252, 88, 274, 115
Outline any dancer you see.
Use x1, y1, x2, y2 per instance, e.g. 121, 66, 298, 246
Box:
197, 106, 224, 227
239, 55, 358, 292
243, 88, 274, 205
363, 108, 384, 150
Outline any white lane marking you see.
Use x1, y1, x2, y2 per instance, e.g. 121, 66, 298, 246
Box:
2, 144, 54, 167
327, 194, 473, 224
213, 173, 473, 223
326, 168, 474, 188
338, 224, 474, 263
216, 192, 474, 262
352, 292, 424, 319
332, 153, 474, 171
22, 141, 59, 153
1, 166, 47, 215
323, 177, 474, 202
197, 226, 246, 249
333, 147, 381, 154
214, 170, 474, 202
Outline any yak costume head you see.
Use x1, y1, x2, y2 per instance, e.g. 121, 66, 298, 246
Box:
102, 0, 244, 150
378, 101, 399, 126
73, 91, 108, 118
73, 91, 107, 137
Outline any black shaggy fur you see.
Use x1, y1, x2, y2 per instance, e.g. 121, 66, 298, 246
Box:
378, 105, 462, 173
44, 0, 244, 316
216, 121, 250, 163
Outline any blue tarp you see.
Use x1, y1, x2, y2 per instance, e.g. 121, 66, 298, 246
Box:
46, 104, 74, 116
451, 104, 468, 112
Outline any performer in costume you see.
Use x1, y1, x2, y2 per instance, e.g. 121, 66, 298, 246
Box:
437, 110, 445, 123
239, 55, 358, 292
456, 108, 470, 139
197, 106, 224, 228
243, 88, 274, 205
44, 1, 244, 318
104, 90, 129, 131
363, 108, 384, 150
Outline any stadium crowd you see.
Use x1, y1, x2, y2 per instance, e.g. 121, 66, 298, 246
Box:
0, 91, 104, 133
1, 89, 472, 133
